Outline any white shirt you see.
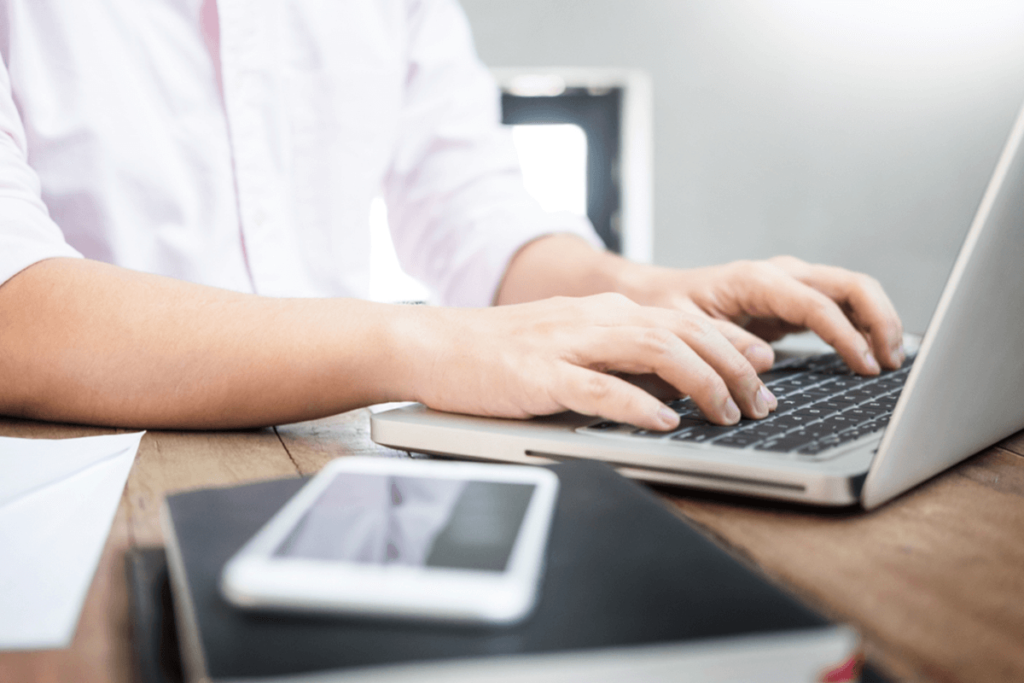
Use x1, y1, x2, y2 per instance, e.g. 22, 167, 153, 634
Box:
0, 0, 598, 306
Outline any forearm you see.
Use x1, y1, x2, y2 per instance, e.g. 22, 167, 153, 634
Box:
0, 256, 783, 433
0, 258, 417, 429
495, 234, 638, 304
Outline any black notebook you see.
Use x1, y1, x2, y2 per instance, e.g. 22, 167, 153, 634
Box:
159, 460, 862, 682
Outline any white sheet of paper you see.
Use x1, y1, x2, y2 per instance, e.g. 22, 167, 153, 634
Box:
0, 431, 144, 650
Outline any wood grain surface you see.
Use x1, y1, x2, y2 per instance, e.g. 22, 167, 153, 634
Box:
668, 436, 1024, 683
1, 413, 1022, 683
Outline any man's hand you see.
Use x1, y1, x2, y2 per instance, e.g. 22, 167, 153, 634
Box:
493, 235, 904, 429
617, 255, 906, 376
399, 294, 778, 432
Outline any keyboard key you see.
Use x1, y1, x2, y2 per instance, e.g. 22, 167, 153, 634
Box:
797, 387, 834, 400
671, 430, 717, 443
684, 423, 739, 439
838, 423, 883, 440
757, 369, 803, 384
769, 398, 802, 415
819, 413, 861, 428
765, 380, 808, 397
875, 374, 909, 389
759, 431, 818, 452
793, 406, 830, 420
841, 388, 884, 403
632, 429, 670, 438
857, 401, 889, 417
799, 423, 848, 439
797, 441, 833, 455
673, 421, 760, 443
817, 398, 859, 412
822, 377, 862, 391
668, 399, 704, 419
768, 414, 817, 430
784, 374, 827, 388
633, 419, 705, 438
742, 422, 785, 439
715, 434, 762, 448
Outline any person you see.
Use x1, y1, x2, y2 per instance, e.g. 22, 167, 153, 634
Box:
0, 0, 903, 434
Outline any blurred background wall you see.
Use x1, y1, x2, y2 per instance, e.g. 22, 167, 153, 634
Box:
459, 0, 1024, 334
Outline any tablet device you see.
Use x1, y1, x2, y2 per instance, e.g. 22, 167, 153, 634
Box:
220, 457, 559, 625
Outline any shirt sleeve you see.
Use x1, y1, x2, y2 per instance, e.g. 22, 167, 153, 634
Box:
0, 56, 82, 288
382, 0, 603, 308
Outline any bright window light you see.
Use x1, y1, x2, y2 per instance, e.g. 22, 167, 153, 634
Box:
368, 198, 432, 303
368, 123, 589, 303
512, 123, 588, 216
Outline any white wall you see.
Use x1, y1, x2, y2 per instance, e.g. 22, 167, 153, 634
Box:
460, 0, 1024, 333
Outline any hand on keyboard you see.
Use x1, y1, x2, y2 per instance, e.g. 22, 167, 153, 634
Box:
453, 236, 906, 434
607, 255, 905, 378
401, 293, 777, 431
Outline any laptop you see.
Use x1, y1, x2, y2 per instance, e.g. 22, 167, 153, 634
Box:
371, 99, 1024, 510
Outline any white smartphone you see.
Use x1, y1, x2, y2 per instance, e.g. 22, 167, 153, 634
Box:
220, 457, 559, 625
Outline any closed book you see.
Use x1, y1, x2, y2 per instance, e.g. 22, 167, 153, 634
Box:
160, 459, 860, 682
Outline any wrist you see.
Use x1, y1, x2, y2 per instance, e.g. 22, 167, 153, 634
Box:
496, 234, 632, 304
373, 302, 447, 405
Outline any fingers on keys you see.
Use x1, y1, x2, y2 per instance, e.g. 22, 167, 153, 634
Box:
561, 296, 775, 428
736, 258, 904, 374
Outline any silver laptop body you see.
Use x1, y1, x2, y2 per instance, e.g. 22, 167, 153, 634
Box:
371, 100, 1024, 510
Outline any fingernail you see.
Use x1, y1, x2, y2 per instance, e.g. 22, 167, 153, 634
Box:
893, 342, 906, 367
657, 407, 679, 429
724, 397, 741, 424
752, 386, 768, 416
863, 349, 881, 374
758, 384, 777, 411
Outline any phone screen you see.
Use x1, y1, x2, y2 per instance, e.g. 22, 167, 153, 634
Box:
273, 473, 537, 572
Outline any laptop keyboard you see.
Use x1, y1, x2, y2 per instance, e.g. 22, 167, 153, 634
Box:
582, 352, 915, 457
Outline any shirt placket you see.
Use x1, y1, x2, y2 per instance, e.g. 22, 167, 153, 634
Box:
217, 0, 294, 296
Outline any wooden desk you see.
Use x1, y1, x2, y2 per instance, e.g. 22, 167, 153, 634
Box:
1, 412, 1022, 683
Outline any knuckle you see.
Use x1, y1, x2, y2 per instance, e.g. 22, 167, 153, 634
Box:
679, 313, 714, 339
725, 354, 759, 384
729, 259, 760, 281
745, 261, 782, 287
762, 259, 790, 277
640, 327, 678, 356
851, 272, 880, 293
769, 254, 804, 269
806, 297, 835, 324
597, 291, 633, 307
582, 372, 614, 402
615, 389, 646, 416
581, 292, 636, 319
